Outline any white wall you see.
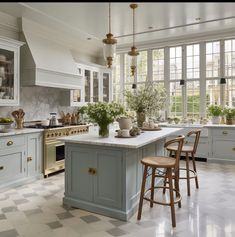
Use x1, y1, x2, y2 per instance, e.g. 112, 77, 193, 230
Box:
0, 11, 100, 120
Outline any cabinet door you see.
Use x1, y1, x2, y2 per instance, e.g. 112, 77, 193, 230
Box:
0, 146, 26, 184
93, 150, 122, 209
66, 146, 94, 202
102, 71, 111, 102
212, 139, 235, 160
27, 133, 42, 176
0, 44, 20, 106
84, 69, 91, 102
93, 71, 99, 102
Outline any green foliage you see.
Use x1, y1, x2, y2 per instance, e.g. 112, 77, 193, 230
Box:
223, 107, 235, 119
84, 102, 125, 126
207, 104, 223, 117
124, 82, 166, 117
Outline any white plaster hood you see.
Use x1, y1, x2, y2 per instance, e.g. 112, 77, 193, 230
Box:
20, 18, 82, 89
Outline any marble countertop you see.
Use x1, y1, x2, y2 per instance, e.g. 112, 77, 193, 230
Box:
59, 127, 183, 149
0, 128, 44, 137
204, 124, 235, 128
159, 123, 204, 128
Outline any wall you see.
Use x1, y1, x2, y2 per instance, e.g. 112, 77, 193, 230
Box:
0, 11, 99, 121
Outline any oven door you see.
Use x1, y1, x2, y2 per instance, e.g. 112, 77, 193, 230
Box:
44, 140, 65, 175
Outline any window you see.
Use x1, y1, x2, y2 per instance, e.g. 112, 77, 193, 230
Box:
137, 51, 147, 83
124, 53, 133, 84
112, 54, 121, 103
186, 44, 200, 118
153, 48, 164, 81
170, 46, 182, 80
225, 79, 235, 107
170, 81, 182, 117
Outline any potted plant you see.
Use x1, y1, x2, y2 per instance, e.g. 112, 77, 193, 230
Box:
223, 107, 235, 125
207, 104, 223, 124
124, 82, 166, 127
83, 102, 124, 137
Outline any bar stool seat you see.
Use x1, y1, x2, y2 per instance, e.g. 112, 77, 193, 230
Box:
165, 130, 201, 196
137, 136, 185, 228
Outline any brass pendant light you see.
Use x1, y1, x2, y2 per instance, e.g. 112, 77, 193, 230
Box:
128, 4, 139, 77
102, 2, 117, 68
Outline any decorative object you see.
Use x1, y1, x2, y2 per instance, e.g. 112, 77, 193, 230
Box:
223, 107, 235, 125
128, 4, 139, 77
11, 109, 25, 129
84, 102, 124, 137
117, 117, 132, 130
124, 82, 166, 128
207, 104, 223, 124
102, 2, 117, 68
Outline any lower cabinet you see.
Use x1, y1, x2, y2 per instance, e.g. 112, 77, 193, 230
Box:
66, 146, 122, 209
0, 132, 43, 190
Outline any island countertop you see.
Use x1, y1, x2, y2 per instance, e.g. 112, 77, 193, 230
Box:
59, 127, 183, 149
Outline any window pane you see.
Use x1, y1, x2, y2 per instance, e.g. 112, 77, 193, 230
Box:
124, 53, 133, 84
225, 39, 235, 77
112, 54, 120, 84
137, 51, 147, 82
206, 80, 220, 105
152, 48, 164, 81
225, 79, 235, 107
186, 81, 200, 118
170, 46, 182, 80
170, 81, 182, 116
206, 41, 220, 78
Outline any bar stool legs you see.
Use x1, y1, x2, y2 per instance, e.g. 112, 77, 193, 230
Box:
150, 167, 156, 208
191, 152, 199, 189
185, 152, 191, 196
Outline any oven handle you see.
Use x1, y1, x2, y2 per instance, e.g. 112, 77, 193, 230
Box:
45, 141, 65, 146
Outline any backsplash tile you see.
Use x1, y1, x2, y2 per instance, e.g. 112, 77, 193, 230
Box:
0, 87, 76, 121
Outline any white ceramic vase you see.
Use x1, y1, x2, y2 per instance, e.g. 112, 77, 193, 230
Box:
211, 116, 220, 124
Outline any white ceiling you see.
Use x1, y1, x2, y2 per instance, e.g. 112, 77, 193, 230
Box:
1, 2, 235, 53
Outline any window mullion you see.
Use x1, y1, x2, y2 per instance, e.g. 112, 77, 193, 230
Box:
182, 45, 187, 118
220, 39, 225, 107
200, 42, 206, 117
164, 47, 170, 119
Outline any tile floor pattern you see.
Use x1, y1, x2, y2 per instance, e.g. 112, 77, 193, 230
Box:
0, 161, 235, 237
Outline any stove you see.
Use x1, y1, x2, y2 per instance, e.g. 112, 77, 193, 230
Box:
25, 124, 90, 177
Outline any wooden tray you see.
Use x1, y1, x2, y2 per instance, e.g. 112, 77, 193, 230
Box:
141, 127, 162, 131
115, 135, 136, 138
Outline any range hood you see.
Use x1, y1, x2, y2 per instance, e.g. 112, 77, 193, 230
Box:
20, 18, 82, 89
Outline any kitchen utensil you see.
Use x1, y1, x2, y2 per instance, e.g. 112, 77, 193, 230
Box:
49, 113, 58, 126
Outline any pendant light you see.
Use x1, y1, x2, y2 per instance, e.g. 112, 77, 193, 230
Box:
102, 2, 117, 68
128, 4, 139, 77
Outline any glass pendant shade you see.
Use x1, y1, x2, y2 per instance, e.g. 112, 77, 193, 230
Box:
102, 3, 117, 68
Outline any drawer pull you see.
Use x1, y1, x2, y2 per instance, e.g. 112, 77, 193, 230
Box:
233, 148, 235, 151
7, 141, 13, 146
222, 131, 228, 135
0, 166, 4, 170
92, 168, 97, 175
88, 168, 93, 174
27, 157, 32, 162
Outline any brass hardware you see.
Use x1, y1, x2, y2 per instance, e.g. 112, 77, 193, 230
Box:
222, 131, 228, 135
27, 157, 32, 162
7, 141, 13, 146
88, 168, 93, 174
233, 148, 235, 151
0, 166, 4, 170
92, 168, 97, 175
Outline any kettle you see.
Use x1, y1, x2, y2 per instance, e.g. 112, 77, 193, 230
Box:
49, 113, 58, 126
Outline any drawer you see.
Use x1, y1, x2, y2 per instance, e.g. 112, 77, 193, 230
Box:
212, 139, 235, 160
0, 135, 25, 149
212, 129, 235, 138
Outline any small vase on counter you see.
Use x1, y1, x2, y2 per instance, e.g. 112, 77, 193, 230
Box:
98, 123, 109, 138
11, 109, 25, 129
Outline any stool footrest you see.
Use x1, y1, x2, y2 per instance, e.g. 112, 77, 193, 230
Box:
179, 168, 197, 179
144, 186, 182, 206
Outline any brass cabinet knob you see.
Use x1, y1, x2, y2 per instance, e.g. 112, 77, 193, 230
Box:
27, 157, 33, 162
92, 169, 97, 175
88, 168, 97, 175
233, 148, 235, 151
222, 131, 228, 135
88, 168, 93, 174
0, 166, 4, 170
7, 141, 13, 146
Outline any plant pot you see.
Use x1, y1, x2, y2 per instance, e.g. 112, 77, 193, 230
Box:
211, 116, 220, 124
117, 117, 132, 130
226, 117, 233, 125
98, 124, 109, 138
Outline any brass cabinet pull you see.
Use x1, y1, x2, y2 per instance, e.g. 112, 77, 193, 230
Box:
27, 157, 33, 162
92, 168, 97, 175
88, 168, 93, 174
222, 131, 228, 135
0, 166, 4, 170
88, 168, 97, 175
233, 148, 235, 151
7, 141, 13, 146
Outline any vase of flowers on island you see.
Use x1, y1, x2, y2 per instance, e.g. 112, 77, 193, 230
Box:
124, 82, 166, 128
81, 102, 125, 137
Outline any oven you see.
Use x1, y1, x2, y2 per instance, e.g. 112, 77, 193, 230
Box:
43, 125, 89, 177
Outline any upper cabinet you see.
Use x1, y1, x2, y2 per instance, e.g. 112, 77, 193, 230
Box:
0, 37, 24, 106
66, 63, 112, 107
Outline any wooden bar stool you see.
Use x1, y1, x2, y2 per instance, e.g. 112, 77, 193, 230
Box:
137, 136, 185, 228
165, 130, 201, 196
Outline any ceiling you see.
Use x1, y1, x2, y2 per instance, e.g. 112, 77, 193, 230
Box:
1, 2, 235, 53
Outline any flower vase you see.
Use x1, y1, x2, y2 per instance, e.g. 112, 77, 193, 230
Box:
98, 124, 109, 137
136, 112, 146, 128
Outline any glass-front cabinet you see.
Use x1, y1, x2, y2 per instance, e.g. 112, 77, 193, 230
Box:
0, 37, 23, 106
69, 63, 111, 106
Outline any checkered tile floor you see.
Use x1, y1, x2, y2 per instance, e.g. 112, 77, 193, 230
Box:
0, 161, 235, 237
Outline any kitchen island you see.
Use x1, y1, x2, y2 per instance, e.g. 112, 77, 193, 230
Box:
60, 127, 182, 221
